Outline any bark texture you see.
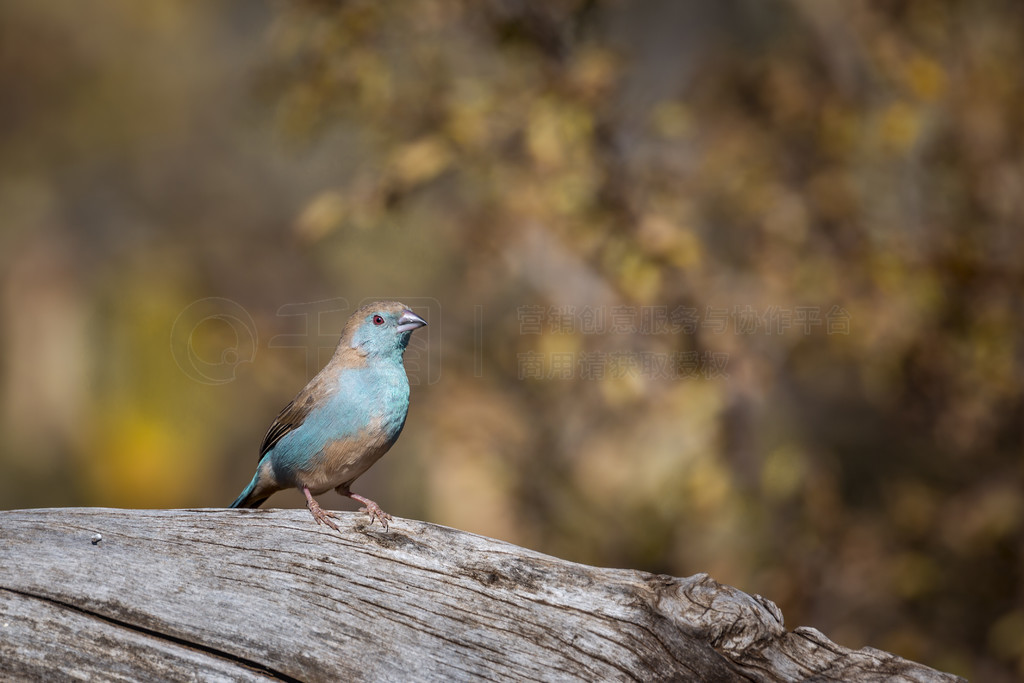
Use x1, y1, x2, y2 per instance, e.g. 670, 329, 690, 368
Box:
0, 508, 962, 682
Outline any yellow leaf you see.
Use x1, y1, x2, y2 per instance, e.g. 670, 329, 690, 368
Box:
391, 137, 452, 186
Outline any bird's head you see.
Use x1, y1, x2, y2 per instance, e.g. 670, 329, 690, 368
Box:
345, 301, 427, 360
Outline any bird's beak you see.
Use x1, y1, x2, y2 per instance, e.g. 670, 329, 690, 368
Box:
396, 310, 427, 333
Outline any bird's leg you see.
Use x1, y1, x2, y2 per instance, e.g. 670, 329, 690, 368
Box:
302, 486, 340, 531
336, 486, 392, 531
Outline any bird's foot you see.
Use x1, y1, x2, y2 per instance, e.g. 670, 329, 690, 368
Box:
305, 496, 340, 531
348, 493, 392, 531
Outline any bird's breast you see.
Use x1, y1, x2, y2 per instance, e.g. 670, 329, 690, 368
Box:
294, 363, 410, 492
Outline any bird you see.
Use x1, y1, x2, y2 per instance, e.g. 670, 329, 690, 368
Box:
229, 301, 426, 531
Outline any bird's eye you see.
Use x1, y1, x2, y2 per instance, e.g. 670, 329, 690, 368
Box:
373, 315, 385, 326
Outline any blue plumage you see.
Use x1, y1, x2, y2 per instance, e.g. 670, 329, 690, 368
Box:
229, 301, 426, 531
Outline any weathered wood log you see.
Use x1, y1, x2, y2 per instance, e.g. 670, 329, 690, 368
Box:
0, 508, 961, 682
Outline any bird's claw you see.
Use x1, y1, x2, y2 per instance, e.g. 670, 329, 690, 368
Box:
358, 504, 392, 531
343, 492, 392, 531
306, 498, 340, 531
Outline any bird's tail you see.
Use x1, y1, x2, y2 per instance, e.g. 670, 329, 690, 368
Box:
229, 471, 270, 509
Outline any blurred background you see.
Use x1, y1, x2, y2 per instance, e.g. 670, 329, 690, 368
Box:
1, 0, 1022, 679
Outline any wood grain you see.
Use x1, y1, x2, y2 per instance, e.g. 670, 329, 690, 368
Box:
0, 508, 962, 682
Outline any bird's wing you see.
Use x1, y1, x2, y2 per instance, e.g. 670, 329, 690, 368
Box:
259, 379, 327, 458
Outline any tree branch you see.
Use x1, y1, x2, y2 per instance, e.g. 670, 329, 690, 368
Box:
0, 508, 962, 682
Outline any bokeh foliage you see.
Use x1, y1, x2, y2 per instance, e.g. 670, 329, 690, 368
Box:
1, 1, 1022, 680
